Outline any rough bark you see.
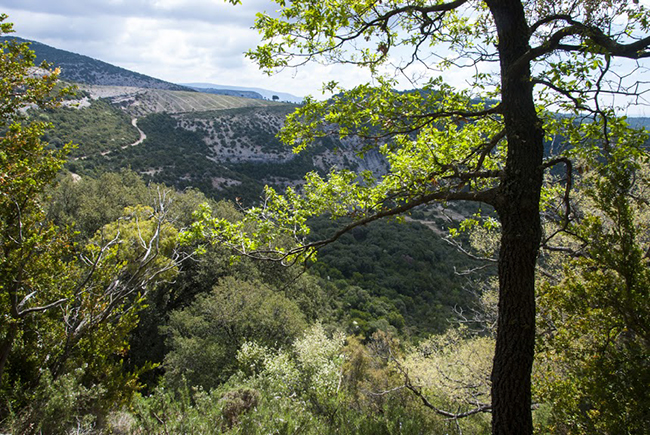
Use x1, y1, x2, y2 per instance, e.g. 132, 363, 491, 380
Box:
486, 0, 544, 433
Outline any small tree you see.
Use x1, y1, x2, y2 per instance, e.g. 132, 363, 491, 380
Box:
193, 1, 650, 433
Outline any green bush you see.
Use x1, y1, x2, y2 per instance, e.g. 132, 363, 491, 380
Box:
7, 366, 106, 435
163, 277, 307, 390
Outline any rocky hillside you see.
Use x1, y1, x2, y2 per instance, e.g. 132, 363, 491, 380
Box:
59, 101, 387, 203
13, 36, 387, 201
78, 85, 282, 116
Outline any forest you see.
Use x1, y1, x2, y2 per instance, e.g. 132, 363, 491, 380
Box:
2, 1, 650, 434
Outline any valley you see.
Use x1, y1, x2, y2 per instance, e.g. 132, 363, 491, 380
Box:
17, 35, 474, 337
54, 84, 389, 203
3, 27, 648, 434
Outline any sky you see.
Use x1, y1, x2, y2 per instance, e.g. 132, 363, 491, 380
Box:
1, 0, 650, 115
0, 0, 376, 98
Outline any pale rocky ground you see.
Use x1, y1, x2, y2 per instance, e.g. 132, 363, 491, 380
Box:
77, 85, 278, 116
178, 110, 389, 175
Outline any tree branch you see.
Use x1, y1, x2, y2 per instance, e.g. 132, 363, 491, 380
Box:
532, 79, 591, 112
238, 187, 500, 264
387, 342, 492, 419
18, 297, 68, 317
512, 17, 650, 76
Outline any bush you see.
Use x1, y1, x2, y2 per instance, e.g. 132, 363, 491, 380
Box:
163, 277, 307, 390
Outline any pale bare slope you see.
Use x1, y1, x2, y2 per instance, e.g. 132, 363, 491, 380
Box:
78, 85, 284, 116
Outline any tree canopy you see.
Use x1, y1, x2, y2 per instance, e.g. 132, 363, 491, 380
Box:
0, 20, 190, 431
186, 1, 650, 433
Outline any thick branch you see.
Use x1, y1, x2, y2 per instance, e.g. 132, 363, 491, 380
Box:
240, 187, 500, 264
513, 17, 650, 75
469, 129, 506, 173
528, 14, 571, 36
364, 0, 470, 26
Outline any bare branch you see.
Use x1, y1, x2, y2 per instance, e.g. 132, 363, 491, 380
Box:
17, 297, 67, 317
388, 345, 492, 419
444, 236, 498, 263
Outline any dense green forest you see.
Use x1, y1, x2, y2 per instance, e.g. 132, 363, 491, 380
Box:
2, 7, 650, 435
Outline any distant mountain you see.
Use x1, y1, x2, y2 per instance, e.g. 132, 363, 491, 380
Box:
183, 83, 303, 103
627, 117, 650, 130
1, 37, 192, 91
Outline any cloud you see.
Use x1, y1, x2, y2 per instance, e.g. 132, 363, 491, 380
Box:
2, 0, 269, 25
4, 9, 118, 44
0, 0, 474, 99
2, 2, 270, 82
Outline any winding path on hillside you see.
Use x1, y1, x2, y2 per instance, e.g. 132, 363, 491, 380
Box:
124, 117, 146, 148
74, 117, 147, 162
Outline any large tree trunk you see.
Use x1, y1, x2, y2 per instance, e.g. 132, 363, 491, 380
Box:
486, 1, 544, 434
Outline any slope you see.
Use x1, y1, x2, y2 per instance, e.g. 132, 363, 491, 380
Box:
1, 36, 191, 90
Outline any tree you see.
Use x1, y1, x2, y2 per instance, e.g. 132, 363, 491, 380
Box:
535, 137, 650, 433
0, 14, 71, 385
192, 1, 650, 433
0, 18, 188, 428
163, 276, 307, 390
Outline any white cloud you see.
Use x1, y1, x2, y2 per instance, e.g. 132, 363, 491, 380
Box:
1, 0, 372, 97
1, 2, 279, 88
4, 0, 647, 114
2, 0, 269, 24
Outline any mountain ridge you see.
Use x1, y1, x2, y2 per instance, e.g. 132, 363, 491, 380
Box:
1, 36, 193, 91
183, 82, 303, 103
2, 36, 301, 103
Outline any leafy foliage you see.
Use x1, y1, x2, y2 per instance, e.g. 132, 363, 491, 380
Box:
535, 131, 650, 434
47, 169, 210, 239
310, 217, 485, 335
163, 277, 308, 390
0, 19, 201, 430
130, 325, 475, 435
0, 14, 72, 393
